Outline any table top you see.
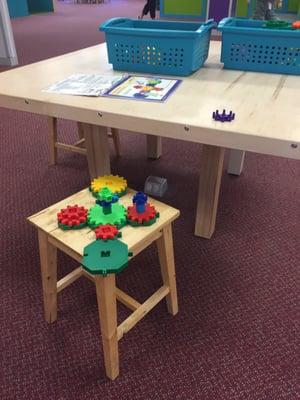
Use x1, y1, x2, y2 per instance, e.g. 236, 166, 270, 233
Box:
0, 41, 299, 159
28, 188, 180, 258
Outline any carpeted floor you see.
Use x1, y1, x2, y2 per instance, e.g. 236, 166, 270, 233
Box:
0, 1, 299, 399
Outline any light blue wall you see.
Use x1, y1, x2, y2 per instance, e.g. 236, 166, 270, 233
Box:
7, 0, 54, 18
7, 0, 29, 18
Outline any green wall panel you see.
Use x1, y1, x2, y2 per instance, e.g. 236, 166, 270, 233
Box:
288, 0, 299, 12
163, 0, 202, 16
236, 0, 249, 17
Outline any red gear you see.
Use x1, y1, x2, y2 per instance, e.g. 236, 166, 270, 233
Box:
127, 203, 157, 224
94, 224, 119, 241
57, 205, 88, 227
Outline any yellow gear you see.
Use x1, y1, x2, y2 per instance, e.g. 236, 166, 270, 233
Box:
90, 175, 127, 196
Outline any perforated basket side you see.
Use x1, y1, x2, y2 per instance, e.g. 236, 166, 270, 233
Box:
219, 17, 300, 75
220, 31, 300, 74
101, 18, 216, 76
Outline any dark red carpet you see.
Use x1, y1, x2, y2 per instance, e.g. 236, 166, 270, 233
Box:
0, 1, 299, 399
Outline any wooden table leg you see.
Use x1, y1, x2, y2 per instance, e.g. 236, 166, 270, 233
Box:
156, 224, 178, 315
38, 229, 58, 323
80, 123, 111, 179
227, 149, 246, 176
195, 145, 225, 239
146, 135, 162, 159
94, 274, 119, 380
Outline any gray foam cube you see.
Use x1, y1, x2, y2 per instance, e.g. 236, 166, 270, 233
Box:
144, 176, 168, 198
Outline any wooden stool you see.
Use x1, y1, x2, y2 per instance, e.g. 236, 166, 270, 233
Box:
28, 188, 179, 380
48, 117, 121, 165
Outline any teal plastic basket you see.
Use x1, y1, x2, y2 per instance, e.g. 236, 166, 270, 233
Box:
218, 18, 300, 75
100, 18, 216, 76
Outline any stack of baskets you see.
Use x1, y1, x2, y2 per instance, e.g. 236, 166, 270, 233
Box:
100, 17, 300, 76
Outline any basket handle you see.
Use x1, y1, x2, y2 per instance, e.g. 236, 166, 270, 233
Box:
218, 17, 235, 30
100, 18, 131, 31
196, 19, 217, 34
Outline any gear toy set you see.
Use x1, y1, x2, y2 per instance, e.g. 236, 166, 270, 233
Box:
56, 175, 159, 276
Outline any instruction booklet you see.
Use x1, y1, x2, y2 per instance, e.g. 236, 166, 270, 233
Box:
44, 74, 126, 97
104, 75, 181, 102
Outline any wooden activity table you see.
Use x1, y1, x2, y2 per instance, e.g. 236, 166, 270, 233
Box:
0, 41, 299, 238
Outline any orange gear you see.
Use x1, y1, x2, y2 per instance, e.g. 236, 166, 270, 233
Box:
292, 21, 300, 30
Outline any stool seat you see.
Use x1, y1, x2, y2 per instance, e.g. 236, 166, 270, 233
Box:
29, 188, 179, 257
28, 188, 180, 380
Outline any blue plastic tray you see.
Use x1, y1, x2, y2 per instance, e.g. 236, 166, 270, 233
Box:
218, 18, 300, 75
100, 18, 216, 76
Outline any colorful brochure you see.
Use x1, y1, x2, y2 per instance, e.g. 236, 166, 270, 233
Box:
44, 74, 181, 102
105, 75, 181, 102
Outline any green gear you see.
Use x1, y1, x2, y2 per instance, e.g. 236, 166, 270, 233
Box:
88, 203, 127, 229
82, 238, 131, 276
264, 20, 292, 30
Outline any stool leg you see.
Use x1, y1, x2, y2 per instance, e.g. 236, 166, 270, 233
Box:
38, 229, 58, 323
77, 122, 85, 141
146, 135, 162, 159
156, 224, 178, 315
48, 117, 58, 165
110, 128, 121, 157
94, 274, 119, 380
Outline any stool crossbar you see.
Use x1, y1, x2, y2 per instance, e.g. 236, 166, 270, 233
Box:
48, 117, 121, 165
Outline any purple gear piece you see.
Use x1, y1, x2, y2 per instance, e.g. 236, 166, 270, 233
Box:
212, 109, 235, 122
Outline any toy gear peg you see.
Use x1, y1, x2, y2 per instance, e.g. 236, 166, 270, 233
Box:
127, 192, 159, 227
133, 192, 148, 213
96, 187, 119, 215
212, 109, 235, 122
